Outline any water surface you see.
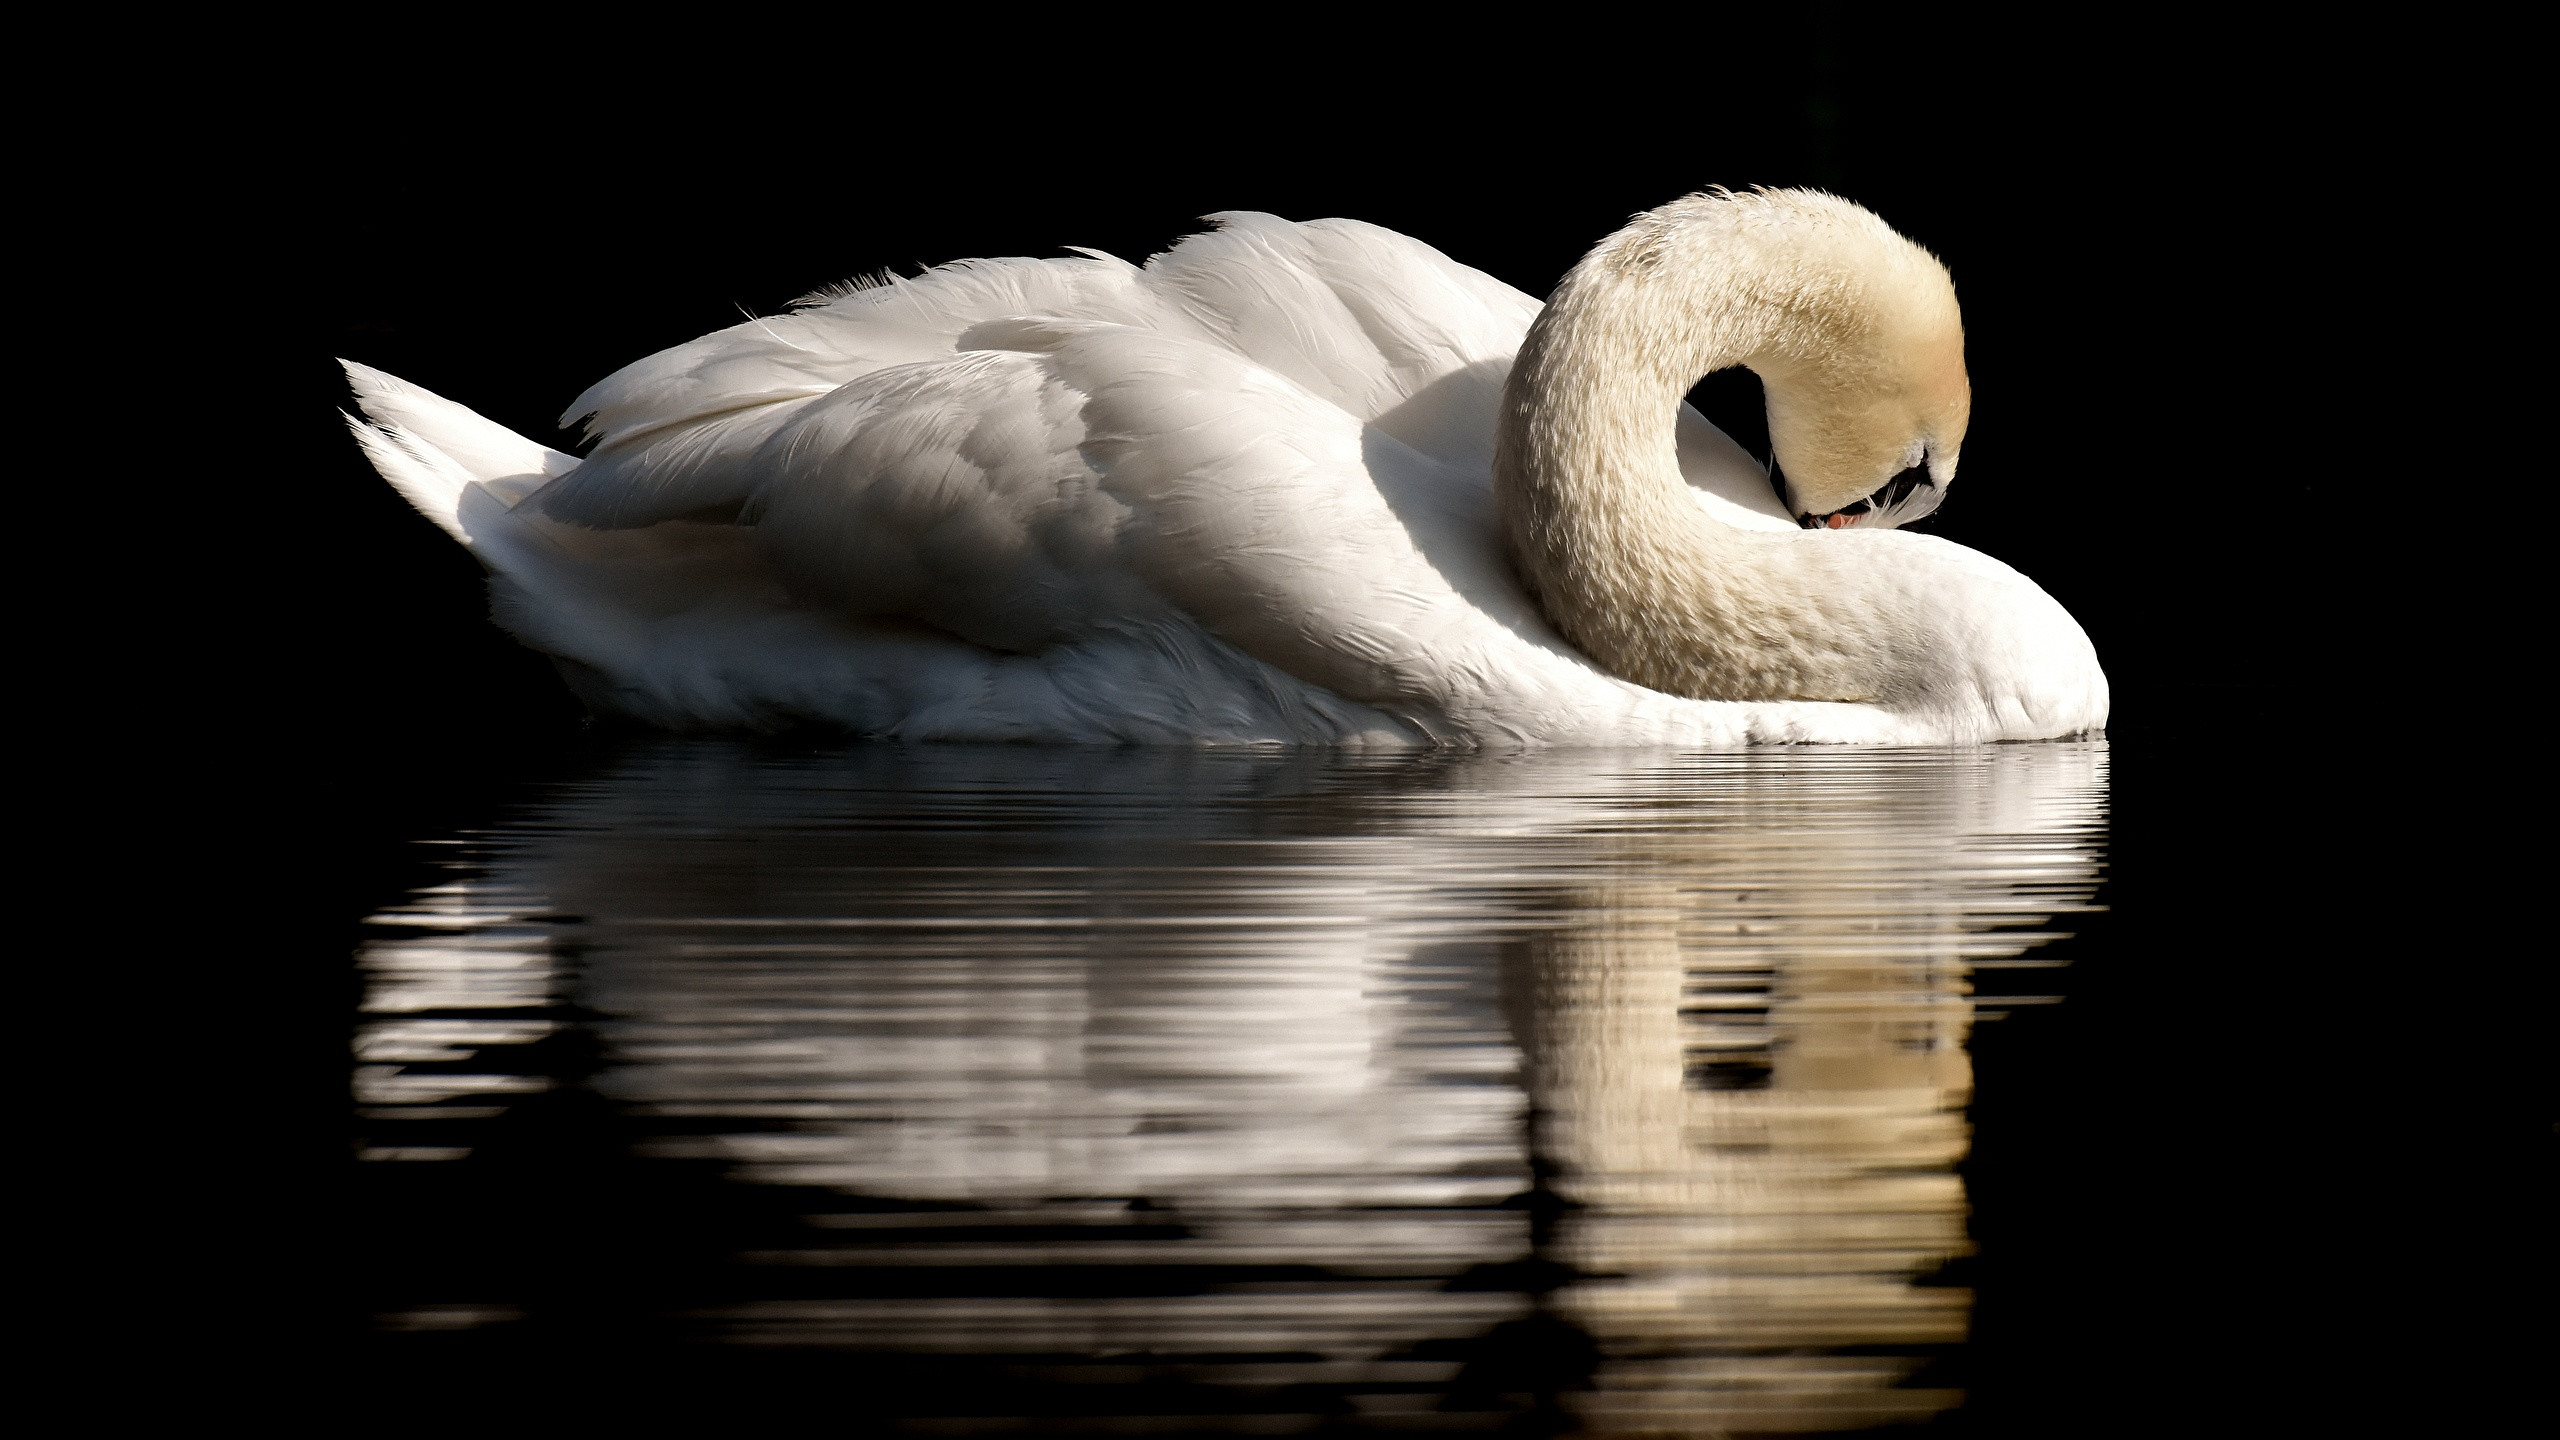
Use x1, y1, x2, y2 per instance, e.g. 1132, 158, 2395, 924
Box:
354, 742, 2106, 1433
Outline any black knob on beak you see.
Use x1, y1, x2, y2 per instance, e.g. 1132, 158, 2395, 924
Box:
1878, 464, 1933, 511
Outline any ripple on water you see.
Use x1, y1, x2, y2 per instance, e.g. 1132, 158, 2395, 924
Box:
354, 741, 2107, 1433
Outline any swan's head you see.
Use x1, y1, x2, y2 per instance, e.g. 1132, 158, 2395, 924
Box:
1741, 195, 1971, 531
1763, 342, 1968, 531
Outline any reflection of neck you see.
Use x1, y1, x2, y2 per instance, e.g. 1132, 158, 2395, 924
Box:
1513, 874, 1976, 1384
1494, 223, 1883, 703
1517, 882, 1974, 1170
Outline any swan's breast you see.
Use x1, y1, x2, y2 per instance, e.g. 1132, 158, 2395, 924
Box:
1857, 532, 2109, 737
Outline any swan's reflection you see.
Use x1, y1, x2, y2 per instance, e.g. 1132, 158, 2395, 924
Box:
357, 742, 2104, 1431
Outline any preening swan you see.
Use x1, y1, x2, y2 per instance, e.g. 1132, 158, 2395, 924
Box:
345, 189, 2105, 746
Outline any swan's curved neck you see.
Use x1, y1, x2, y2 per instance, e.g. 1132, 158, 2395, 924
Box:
1494, 218, 1874, 702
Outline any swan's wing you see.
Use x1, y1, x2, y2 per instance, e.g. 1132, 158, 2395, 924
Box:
536, 253, 1212, 528
738, 346, 1176, 656
534, 216, 1547, 530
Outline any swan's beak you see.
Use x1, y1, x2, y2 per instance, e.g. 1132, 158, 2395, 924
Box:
1788, 462, 1941, 531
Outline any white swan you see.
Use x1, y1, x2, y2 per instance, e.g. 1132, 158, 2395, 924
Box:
345, 189, 2105, 746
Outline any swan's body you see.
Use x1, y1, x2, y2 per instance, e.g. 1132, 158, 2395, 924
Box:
346, 194, 2106, 745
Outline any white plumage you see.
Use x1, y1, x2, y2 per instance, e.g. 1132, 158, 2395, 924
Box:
346, 204, 2105, 745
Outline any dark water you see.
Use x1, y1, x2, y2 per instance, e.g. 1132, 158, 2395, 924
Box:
349, 742, 2108, 1434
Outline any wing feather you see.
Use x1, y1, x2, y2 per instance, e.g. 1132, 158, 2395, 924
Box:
535, 252, 1196, 529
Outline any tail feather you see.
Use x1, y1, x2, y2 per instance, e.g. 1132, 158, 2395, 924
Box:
340, 360, 580, 542
341, 406, 481, 544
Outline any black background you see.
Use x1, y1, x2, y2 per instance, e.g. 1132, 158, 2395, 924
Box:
156, 10, 2510, 1435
